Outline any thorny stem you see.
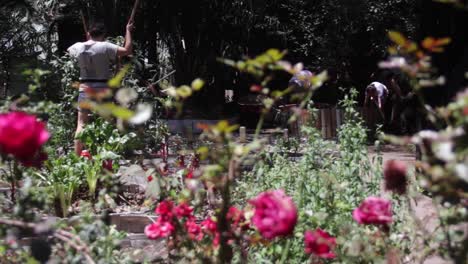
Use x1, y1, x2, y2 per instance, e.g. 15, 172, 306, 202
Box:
0, 218, 96, 264
254, 113, 265, 139
218, 158, 236, 263
10, 160, 20, 204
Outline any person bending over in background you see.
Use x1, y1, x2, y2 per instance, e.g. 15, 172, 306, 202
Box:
365, 81, 388, 118
67, 22, 133, 155
365, 71, 420, 134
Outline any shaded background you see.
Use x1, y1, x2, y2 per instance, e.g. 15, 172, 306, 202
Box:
1, 0, 467, 113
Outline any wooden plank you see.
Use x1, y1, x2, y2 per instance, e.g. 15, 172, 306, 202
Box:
321, 109, 327, 138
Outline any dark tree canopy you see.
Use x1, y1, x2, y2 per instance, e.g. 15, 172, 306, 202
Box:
1, 0, 466, 108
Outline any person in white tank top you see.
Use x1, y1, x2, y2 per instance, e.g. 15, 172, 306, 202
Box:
365, 81, 388, 110
68, 22, 134, 155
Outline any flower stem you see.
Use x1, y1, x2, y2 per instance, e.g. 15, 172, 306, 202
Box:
254, 113, 265, 140
279, 239, 292, 264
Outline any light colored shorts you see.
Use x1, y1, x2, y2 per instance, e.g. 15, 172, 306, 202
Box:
77, 82, 109, 111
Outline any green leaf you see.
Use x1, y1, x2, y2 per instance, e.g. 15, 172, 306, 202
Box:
191, 78, 205, 91
93, 103, 135, 120
108, 65, 130, 88
177, 85, 192, 98
266, 49, 286, 61
388, 31, 406, 46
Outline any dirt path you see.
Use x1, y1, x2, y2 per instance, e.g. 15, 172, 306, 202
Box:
370, 145, 451, 264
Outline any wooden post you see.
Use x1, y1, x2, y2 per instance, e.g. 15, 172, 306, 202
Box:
330, 107, 337, 138
239, 126, 246, 143
335, 107, 342, 132
321, 108, 327, 138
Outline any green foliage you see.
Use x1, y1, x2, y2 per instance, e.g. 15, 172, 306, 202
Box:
76, 118, 138, 156
52, 213, 131, 264
232, 92, 383, 262
33, 153, 85, 217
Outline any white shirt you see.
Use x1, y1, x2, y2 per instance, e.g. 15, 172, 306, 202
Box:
367, 82, 388, 99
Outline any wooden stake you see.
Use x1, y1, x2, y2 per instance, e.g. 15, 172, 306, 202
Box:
129, 0, 141, 23
80, 10, 88, 39
117, 0, 140, 71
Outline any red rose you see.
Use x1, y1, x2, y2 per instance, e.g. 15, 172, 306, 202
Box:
185, 219, 203, 241
227, 206, 249, 231
147, 175, 154, 182
174, 202, 193, 218
102, 159, 113, 171
384, 160, 407, 194
201, 217, 218, 234
227, 206, 243, 224
80, 150, 92, 160
353, 197, 393, 225
201, 217, 220, 247
155, 200, 174, 221
304, 229, 337, 259
249, 189, 298, 239
144, 219, 175, 239
0, 112, 49, 166
250, 85, 262, 92
186, 169, 194, 179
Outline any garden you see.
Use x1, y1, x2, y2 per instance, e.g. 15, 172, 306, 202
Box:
0, 1, 467, 263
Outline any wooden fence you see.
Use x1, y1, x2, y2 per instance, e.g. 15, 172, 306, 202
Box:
292, 105, 381, 139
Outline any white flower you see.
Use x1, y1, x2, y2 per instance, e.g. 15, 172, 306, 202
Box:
378, 57, 407, 69
433, 142, 455, 161
455, 164, 468, 183
411, 130, 439, 144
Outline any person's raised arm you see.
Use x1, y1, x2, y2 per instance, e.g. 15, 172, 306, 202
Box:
117, 22, 134, 57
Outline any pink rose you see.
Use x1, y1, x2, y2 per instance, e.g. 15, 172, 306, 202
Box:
353, 197, 393, 225
304, 229, 337, 259
174, 202, 193, 218
201, 217, 220, 246
155, 200, 174, 221
384, 160, 407, 194
185, 219, 202, 241
144, 219, 175, 239
249, 189, 298, 239
201, 217, 218, 234
0, 112, 49, 166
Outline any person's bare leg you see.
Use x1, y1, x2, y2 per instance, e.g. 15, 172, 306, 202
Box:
75, 110, 89, 155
